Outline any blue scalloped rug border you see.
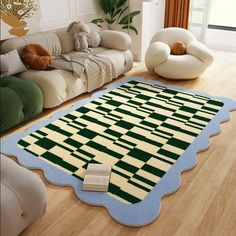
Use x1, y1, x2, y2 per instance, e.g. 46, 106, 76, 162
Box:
1, 76, 236, 226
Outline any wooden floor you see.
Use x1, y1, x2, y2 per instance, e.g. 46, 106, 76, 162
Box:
2, 50, 236, 236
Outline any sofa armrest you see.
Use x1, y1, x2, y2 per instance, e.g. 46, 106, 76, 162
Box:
1, 154, 47, 236
145, 42, 170, 72
19, 70, 68, 108
100, 30, 131, 51
186, 41, 214, 65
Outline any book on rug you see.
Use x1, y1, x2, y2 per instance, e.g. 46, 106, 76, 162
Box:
83, 164, 112, 192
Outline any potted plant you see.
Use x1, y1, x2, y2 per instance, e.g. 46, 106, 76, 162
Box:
91, 0, 140, 34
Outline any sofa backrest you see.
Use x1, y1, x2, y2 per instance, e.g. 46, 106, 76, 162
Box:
55, 27, 75, 54
0, 27, 81, 56
0, 25, 131, 57
1, 31, 62, 57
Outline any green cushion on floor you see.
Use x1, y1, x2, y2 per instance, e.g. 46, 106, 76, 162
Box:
0, 76, 43, 133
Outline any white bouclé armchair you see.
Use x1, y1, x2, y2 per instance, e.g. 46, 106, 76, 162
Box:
145, 27, 214, 79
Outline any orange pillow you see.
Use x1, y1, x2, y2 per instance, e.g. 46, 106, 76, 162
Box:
171, 42, 186, 55
22, 44, 53, 70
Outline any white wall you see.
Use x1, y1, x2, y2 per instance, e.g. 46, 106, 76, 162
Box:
39, 0, 100, 31
130, 0, 165, 61
140, 0, 165, 61
206, 29, 236, 52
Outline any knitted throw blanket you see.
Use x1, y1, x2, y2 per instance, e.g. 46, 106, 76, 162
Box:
51, 52, 118, 92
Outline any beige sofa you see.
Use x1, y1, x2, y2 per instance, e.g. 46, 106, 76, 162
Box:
1, 154, 47, 236
1, 28, 133, 108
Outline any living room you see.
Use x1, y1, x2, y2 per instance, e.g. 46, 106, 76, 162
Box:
1, 0, 236, 235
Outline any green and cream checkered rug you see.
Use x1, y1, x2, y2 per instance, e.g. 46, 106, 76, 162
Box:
18, 80, 223, 203
3, 77, 235, 226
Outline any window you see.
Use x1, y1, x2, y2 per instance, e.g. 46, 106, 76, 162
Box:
208, 0, 236, 31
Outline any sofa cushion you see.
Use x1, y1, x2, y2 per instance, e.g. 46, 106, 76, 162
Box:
0, 31, 61, 57
0, 76, 43, 133
56, 27, 102, 53
93, 48, 126, 75
0, 49, 26, 78
100, 30, 131, 50
19, 69, 87, 108
86, 32, 101, 48
56, 27, 74, 53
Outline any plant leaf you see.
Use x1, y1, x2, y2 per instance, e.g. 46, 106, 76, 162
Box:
110, 6, 116, 18
112, 0, 120, 7
122, 25, 139, 35
99, 0, 112, 14
90, 18, 105, 25
113, 8, 122, 18
117, 0, 127, 9
116, 6, 128, 22
119, 11, 140, 25
104, 18, 116, 24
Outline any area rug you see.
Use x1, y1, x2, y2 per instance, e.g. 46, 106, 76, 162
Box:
2, 77, 236, 226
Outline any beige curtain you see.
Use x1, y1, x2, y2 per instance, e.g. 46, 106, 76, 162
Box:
164, 0, 190, 29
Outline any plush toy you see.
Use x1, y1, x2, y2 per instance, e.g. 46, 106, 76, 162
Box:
171, 42, 186, 55
86, 32, 101, 48
67, 21, 92, 52
22, 44, 53, 70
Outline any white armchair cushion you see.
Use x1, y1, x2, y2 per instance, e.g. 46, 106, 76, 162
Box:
150, 27, 196, 47
145, 42, 170, 72
186, 41, 214, 65
154, 54, 208, 79
100, 30, 131, 51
